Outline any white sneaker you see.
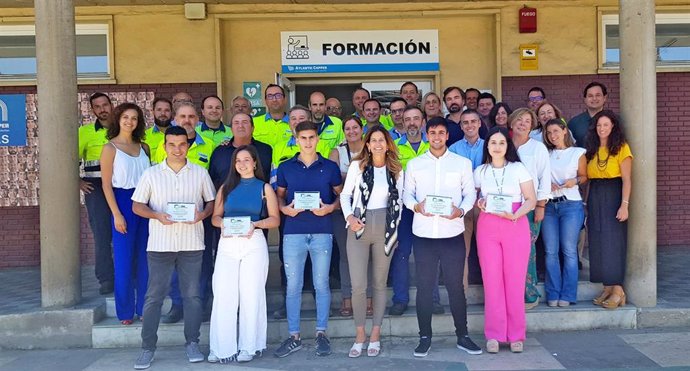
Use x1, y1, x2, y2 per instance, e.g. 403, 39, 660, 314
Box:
236, 350, 253, 362
207, 352, 219, 363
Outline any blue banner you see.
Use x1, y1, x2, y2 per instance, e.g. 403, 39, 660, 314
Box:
282, 63, 440, 74
0, 94, 27, 146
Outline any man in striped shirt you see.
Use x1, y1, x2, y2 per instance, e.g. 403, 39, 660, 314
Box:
132, 125, 216, 369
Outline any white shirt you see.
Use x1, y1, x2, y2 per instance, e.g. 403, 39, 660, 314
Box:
549, 147, 586, 201
132, 160, 216, 252
403, 150, 476, 239
340, 160, 403, 219
112, 145, 150, 189
516, 138, 552, 201
474, 162, 532, 202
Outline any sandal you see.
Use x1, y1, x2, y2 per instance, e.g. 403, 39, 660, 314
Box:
486, 339, 499, 353
121, 319, 133, 325
510, 341, 524, 353
367, 341, 381, 357
349, 342, 365, 358
340, 299, 353, 317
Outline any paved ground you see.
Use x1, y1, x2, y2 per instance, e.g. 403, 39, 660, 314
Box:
1, 327, 690, 371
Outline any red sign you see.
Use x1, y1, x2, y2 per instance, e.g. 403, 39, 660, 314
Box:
519, 7, 537, 33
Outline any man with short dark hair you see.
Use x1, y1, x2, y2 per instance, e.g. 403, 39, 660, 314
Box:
526, 87, 546, 111
198, 95, 232, 146
388, 97, 407, 140
132, 125, 216, 369
404, 118, 481, 358
449, 109, 485, 289
464, 88, 481, 110
400, 81, 420, 107
273, 121, 342, 358
253, 84, 291, 147
362, 98, 384, 131
477, 92, 496, 137
79, 92, 115, 295
569, 82, 608, 148
145, 97, 173, 155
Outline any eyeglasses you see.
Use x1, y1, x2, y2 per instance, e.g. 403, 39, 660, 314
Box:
326, 106, 342, 112
391, 108, 405, 115
265, 93, 285, 101
528, 96, 544, 102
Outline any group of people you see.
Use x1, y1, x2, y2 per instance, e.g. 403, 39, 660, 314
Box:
76, 80, 633, 370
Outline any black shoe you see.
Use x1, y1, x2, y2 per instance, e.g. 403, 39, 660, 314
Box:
274, 336, 302, 358
315, 333, 331, 356
99, 281, 114, 295
161, 305, 183, 324
432, 302, 445, 315
457, 335, 482, 355
388, 302, 407, 316
273, 306, 286, 320
413, 336, 431, 357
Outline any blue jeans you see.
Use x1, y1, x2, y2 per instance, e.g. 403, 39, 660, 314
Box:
541, 200, 585, 302
283, 233, 332, 335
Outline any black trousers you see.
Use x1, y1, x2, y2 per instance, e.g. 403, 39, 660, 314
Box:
587, 178, 627, 286
83, 177, 114, 285
413, 234, 468, 338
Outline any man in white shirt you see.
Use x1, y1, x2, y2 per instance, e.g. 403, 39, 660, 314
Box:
131, 126, 216, 370
403, 118, 482, 358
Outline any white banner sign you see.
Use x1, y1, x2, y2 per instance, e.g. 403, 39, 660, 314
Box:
281, 30, 439, 74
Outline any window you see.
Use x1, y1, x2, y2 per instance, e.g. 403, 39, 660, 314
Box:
602, 13, 690, 68
0, 23, 111, 80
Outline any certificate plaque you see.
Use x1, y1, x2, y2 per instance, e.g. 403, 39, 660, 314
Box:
223, 216, 252, 237
425, 195, 453, 216
485, 193, 513, 214
294, 191, 320, 210
166, 202, 196, 222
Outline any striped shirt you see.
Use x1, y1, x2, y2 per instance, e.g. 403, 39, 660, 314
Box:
132, 160, 216, 252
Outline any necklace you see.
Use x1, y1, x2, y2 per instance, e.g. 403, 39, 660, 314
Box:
553, 148, 566, 160
596, 149, 610, 170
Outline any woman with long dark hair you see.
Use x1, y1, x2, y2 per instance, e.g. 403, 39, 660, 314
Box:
585, 110, 632, 310
542, 119, 587, 307
329, 116, 372, 317
209, 145, 280, 363
100, 103, 150, 325
340, 125, 403, 357
488, 102, 512, 129
475, 126, 536, 353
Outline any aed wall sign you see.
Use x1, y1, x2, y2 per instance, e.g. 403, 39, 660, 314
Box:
281, 30, 439, 74
0, 94, 27, 146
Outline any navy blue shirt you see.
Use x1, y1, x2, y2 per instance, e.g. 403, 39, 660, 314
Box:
277, 154, 342, 235
445, 118, 464, 146
208, 139, 272, 188
224, 177, 265, 221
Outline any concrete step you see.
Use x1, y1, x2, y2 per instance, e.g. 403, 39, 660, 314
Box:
104, 281, 603, 317
92, 301, 637, 348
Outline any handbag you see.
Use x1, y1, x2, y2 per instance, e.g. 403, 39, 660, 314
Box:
260, 185, 269, 219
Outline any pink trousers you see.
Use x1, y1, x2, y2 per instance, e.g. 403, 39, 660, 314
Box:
476, 205, 531, 342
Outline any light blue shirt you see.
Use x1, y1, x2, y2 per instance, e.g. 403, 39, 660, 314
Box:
449, 137, 485, 170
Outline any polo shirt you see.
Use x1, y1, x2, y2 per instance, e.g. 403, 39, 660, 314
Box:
144, 125, 167, 156
276, 154, 342, 235
395, 133, 429, 170
78, 120, 109, 178
152, 134, 216, 169
317, 115, 345, 154
196, 121, 233, 146
208, 139, 272, 188
131, 160, 216, 252
270, 136, 332, 185
253, 112, 291, 147
449, 137, 485, 170
445, 118, 464, 146
568, 111, 593, 148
